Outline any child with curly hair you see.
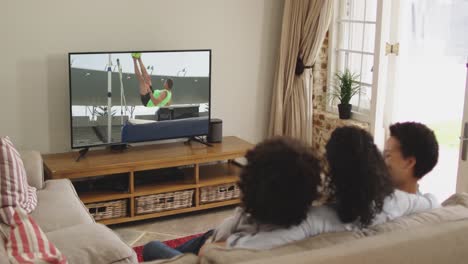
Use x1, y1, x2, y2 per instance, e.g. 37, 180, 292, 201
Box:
142, 137, 322, 261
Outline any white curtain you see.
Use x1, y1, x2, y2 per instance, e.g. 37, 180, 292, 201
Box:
268, 0, 333, 144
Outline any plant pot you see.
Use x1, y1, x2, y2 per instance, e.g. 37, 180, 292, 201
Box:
338, 103, 352, 119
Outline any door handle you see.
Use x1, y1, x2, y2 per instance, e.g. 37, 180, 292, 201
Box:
461, 122, 468, 161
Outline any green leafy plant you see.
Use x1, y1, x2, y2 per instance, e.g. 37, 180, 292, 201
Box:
330, 69, 361, 105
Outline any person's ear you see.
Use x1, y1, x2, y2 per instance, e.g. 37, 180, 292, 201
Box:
405, 156, 416, 170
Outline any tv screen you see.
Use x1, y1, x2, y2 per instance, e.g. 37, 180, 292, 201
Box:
69, 50, 211, 149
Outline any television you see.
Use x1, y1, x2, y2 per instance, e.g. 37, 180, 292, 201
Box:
68, 50, 211, 149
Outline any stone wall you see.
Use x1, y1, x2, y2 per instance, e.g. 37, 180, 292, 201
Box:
311, 35, 370, 156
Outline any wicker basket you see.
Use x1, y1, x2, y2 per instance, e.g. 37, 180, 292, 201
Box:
86, 199, 127, 220
200, 183, 240, 204
135, 190, 194, 215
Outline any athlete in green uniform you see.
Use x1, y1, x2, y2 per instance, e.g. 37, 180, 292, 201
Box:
132, 53, 173, 107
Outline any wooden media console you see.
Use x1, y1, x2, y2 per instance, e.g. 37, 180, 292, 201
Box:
42, 136, 253, 225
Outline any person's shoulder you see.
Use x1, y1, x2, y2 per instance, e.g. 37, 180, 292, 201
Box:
387, 189, 425, 201
420, 192, 441, 208
389, 189, 424, 200
388, 189, 440, 209
309, 205, 337, 215
233, 206, 245, 215
232, 206, 253, 223
391, 189, 405, 199
158, 90, 169, 98
306, 205, 341, 223
303, 204, 348, 233
399, 189, 440, 207
382, 190, 415, 209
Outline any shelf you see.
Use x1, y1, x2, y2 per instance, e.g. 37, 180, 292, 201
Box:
134, 182, 197, 196
134, 166, 196, 196
99, 199, 240, 225
198, 199, 241, 210
80, 191, 131, 204
98, 216, 134, 225
43, 136, 253, 179
198, 163, 241, 187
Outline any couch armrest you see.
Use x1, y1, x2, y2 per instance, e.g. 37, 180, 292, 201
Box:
19, 150, 44, 190
46, 223, 137, 264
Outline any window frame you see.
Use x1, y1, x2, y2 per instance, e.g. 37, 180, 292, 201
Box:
326, 0, 379, 123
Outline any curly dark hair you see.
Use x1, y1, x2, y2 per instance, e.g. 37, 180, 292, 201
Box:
239, 137, 321, 227
325, 126, 394, 227
389, 122, 439, 179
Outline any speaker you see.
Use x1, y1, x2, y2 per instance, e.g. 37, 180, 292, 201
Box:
208, 118, 223, 143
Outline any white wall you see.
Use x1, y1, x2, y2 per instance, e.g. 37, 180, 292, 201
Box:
0, 0, 284, 153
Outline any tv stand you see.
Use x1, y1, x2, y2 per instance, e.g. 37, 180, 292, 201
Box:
109, 143, 129, 152
75, 144, 129, 162
75, 147, 89, 162
42, 137, 252, 225
185, 136, 213, 147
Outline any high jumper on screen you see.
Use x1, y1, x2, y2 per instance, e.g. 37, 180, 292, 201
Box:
132, 53, 173, 107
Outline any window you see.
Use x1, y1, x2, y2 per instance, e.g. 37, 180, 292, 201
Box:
328, 0, 378, 121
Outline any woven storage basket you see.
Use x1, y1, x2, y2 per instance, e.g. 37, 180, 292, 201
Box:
200, 183, 240, 204
135, 190, 194, 215
86, 199, 127, 220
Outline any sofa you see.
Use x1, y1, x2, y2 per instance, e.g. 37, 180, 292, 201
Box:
197, 192, 468, 264
154, 194, 468, 264
128, 193, 468, 264
3, 150, 468, 264
0, 151, 139, 264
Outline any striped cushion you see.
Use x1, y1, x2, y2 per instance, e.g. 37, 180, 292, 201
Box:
0, 137, 37, 225
2, 207, 67, 264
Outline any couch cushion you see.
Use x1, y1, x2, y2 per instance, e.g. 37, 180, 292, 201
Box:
242, 220, 468, 264
201, 231, 364, 264
46, 223, 136, 264
364, 192, 468, 235
19, 150, 44, 190
31, 179, 94, 232
0, 228, 8, 263
1, 207, 67, 264
0, 137, 37, 223
442, 192, 468, 207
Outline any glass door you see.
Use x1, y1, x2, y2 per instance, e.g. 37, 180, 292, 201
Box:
385, 0, 468, 201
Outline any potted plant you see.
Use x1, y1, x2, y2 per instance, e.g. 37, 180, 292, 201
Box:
330, 69, 361, 119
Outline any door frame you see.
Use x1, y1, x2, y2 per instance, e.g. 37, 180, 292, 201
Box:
456, 62, 468, 193
369, 0, 392, 149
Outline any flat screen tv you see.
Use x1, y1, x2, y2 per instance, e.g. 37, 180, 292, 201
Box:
68, 50, 211, 149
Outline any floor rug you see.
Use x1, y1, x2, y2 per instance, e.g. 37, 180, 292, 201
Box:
133, 233, 203, 262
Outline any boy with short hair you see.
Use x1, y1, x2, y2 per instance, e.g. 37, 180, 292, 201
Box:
384, 122, 439, 198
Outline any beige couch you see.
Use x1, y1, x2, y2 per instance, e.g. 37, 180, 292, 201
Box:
197, 193, 468, 264
4, 151, 468, 264
0, 151, 138, 264
134, 193, 468, 264
240, 220, 468, 264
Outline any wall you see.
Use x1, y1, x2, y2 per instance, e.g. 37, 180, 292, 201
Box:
0, 0, 284, 153
312, 36, 369, 156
